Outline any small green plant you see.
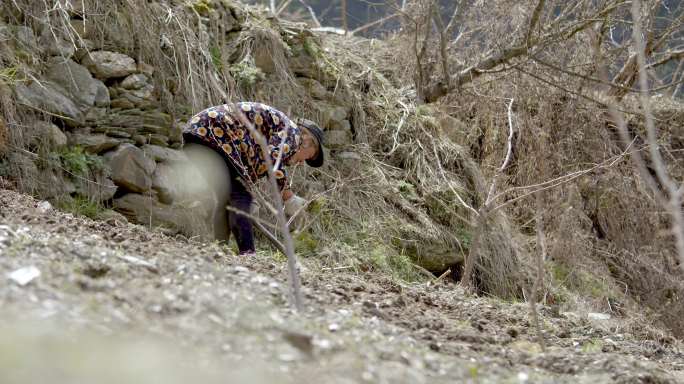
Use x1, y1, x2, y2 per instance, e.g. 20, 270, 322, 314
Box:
56, 196, 106, 219
0, 66, 20, 85
294, 231, 318, 255
229, 59, 265, 87
58, 146, 104, 177
581, 339, 603, 354
190, 0, 212, 15
209, 45, 223, 71
468, 365, 479, 379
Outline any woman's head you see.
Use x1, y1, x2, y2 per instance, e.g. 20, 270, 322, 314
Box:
289, 119, 324, 167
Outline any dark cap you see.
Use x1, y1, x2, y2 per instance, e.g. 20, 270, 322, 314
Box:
297, 118, 325, 168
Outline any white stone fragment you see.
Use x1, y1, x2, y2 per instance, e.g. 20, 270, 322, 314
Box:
8, 266, 41, 286
588, 312, 611, 321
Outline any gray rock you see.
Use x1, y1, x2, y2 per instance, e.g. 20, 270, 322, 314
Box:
121, 74, 149, 90
103, 130, 132, 139
110, 98, 135, 109
329, 119, 351, 132
137, 62, 155, 76
104, 143, 156, 193
82, 51, 137, 79
314, 102, 350, 129
69, 19, 96, 40
15, 82, 83, 124
142, 145, 186, 163
48, 124, 68, 148
10, 25, 37, 50
132, 135, 147, 146
45, 58, 99, 107
296, 77, 328, 99
324, 130, 352, 149
148, 134, 169, 147
38, 168, 75, 199
93, 79, 110, 107
68, 132, 120, 154
39, 30, 75, 58
75, 174, 118, 202
38, 121, 68, 149
336, 151, 362, 168
85, 108, 108, 123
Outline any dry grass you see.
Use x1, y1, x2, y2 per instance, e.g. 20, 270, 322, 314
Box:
3, 0, 683, 329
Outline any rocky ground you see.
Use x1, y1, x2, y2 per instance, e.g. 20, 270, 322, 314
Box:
1, 187, 683, 384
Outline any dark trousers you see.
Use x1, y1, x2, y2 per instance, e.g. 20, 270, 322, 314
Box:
183, 136, 255, 254
226, 164, 255, 254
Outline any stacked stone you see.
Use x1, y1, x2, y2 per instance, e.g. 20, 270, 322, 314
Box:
4, 3, 360, 238
7, 18, 205, 236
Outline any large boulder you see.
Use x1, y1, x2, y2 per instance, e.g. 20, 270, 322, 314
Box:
15, 82, 84, 124
104, 144, 156, 193
112, 193, 211, 238
45, 58, 103, 107
82, 51, 137, 79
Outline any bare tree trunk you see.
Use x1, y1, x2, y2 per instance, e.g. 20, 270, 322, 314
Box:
529, 194, 547, 351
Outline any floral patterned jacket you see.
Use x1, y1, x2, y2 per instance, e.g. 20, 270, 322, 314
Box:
183, 102, 301, 191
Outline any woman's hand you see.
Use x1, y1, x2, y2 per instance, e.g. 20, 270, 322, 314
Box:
281, 189, 294, 202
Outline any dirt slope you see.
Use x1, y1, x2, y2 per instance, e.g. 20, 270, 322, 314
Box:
0, 188, 682, 383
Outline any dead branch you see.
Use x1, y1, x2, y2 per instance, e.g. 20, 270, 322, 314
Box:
425, 0, 627, 102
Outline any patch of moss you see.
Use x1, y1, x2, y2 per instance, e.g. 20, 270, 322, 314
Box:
302, 37, 322, 59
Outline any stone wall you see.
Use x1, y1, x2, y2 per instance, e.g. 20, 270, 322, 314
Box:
2, 1, 356, 238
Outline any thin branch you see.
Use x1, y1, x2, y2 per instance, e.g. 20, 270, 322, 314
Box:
484, 98, 515, 207
233, 105, 304, 311
297, 0, 321, 27
276, 0, 293, 16
350, 12, 400, 35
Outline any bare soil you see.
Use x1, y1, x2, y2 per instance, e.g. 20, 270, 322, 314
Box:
1, 187, 683, 383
